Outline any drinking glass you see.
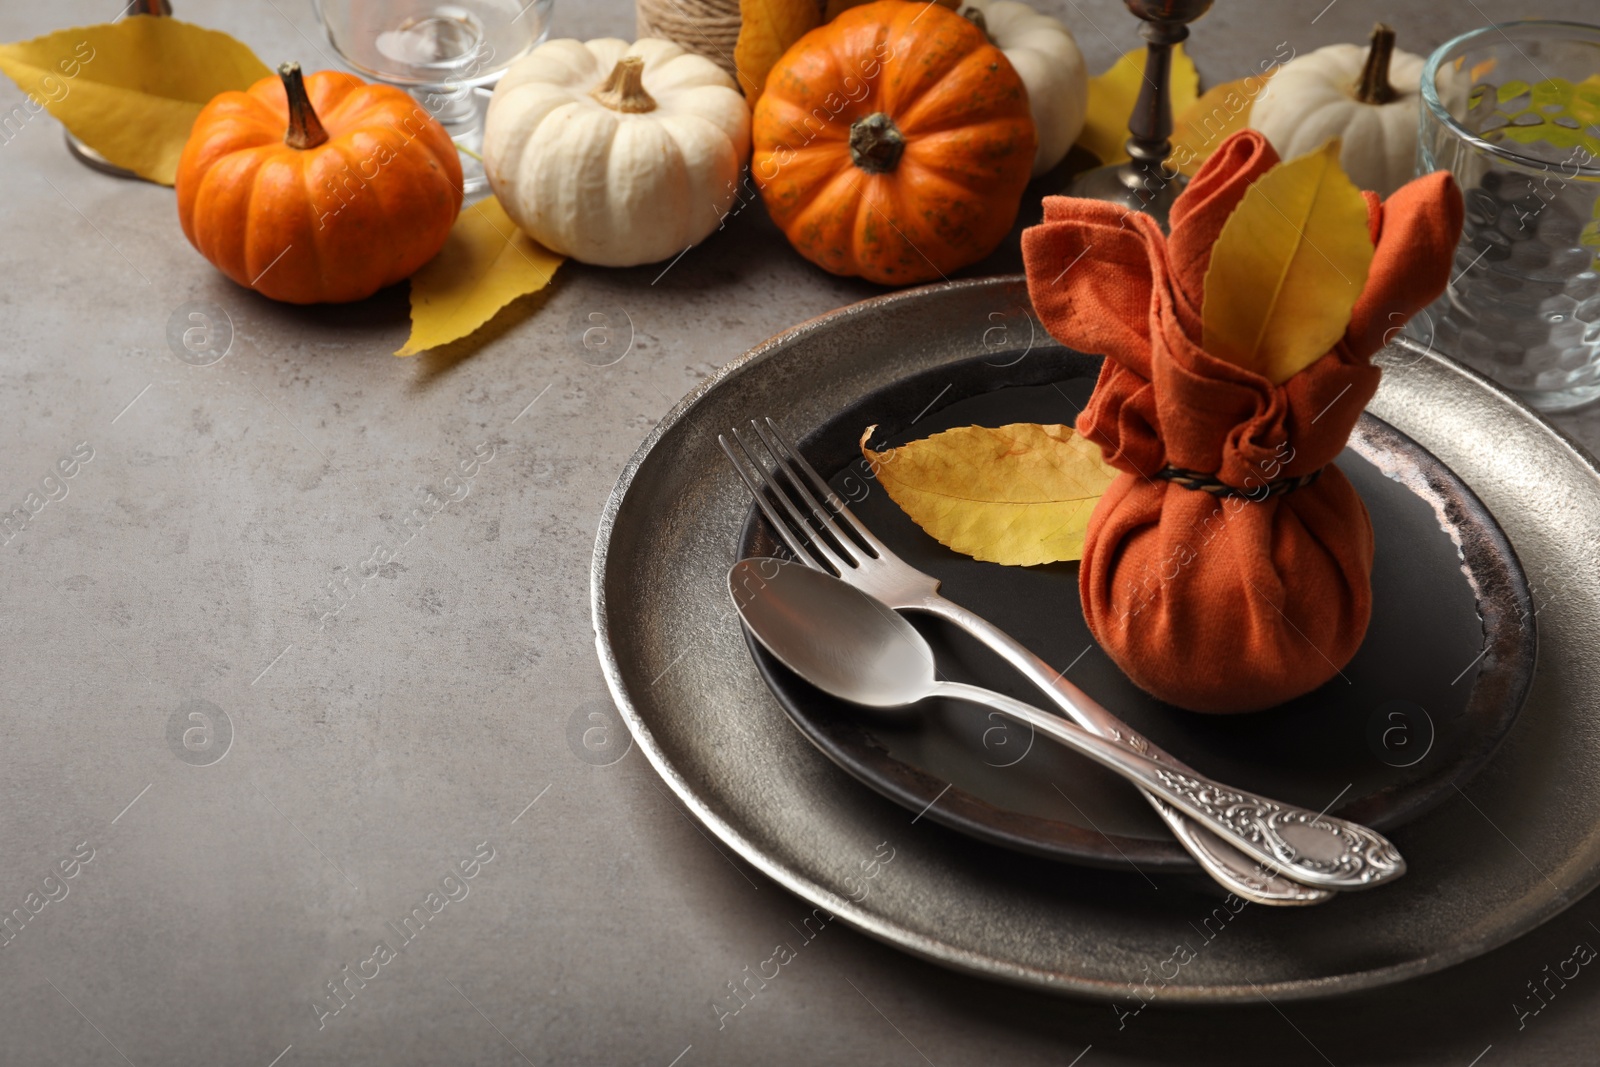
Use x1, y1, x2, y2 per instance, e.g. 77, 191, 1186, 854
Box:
313, 0, 555, 195
1417, 21, 1600, 413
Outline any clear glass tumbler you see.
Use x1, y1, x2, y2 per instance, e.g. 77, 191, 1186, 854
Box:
1417, 21, 1600, 413
313, 0, 555, 195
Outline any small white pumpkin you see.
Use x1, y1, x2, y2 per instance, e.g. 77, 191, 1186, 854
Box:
1249, 24, 1424, 197
484, 38, 751, 267
958, 0, 1087, 177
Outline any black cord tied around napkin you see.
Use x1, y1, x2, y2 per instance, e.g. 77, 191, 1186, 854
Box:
1154, 465, 1324, 499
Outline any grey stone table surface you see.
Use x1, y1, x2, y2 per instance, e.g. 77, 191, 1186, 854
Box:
4, 1, 1600, 1064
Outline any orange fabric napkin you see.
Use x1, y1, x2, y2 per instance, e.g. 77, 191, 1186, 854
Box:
1021, 130, 1463, 713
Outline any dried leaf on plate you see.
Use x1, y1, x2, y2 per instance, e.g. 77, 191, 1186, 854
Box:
1201, 139, 1374, 384
1077, 44, 1199, 166
397, 196, 565, 357
0, 16, 271, 185
735, 0, 823, 102
1170, 71, 1274, 177
859, 422, 1118, 567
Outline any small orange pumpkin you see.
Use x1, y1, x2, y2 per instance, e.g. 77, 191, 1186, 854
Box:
176, 63, 463, 305
752, 0, 1036, 285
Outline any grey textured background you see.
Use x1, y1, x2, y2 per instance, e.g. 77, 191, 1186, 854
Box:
3, 1, 1600, 1064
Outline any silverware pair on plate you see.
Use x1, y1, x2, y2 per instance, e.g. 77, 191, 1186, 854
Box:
719, 418, 1406, 905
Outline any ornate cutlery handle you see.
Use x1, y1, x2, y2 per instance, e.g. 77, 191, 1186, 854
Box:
933, 681, 1406, 891
1140, 765, 1405, 889
918, 596, 1335, 904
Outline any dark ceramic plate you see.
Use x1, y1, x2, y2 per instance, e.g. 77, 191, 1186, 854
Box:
739, 363, 1537, 870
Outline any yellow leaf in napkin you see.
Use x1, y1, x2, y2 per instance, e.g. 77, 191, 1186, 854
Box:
1170, 70, 1273, 177
1201, 139, 1374, 384
397, 197, 565, 357
1077, 44, 1199, 166
735, 0, 822, 103
0, 16, 270, 185
859, 423, 1118, 567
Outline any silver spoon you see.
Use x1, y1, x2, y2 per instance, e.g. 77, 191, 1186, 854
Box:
730, 558, 1406, 892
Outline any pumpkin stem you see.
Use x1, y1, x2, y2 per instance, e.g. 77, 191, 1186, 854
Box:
129, 0, 172, 13
279, 62, 329, 150
591, 56, 657, 114
1355, 23, 1399, 105
849, 113, 905, 174
960, 6, 991, 41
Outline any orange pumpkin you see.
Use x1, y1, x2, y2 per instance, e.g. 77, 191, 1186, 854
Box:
752, 0, 1036, 285
176, 63, 463, 305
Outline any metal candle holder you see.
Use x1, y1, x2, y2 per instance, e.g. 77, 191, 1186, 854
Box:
1068, 0, 1215, 228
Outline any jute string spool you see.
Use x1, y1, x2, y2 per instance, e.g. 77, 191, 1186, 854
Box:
636, 0, 744, 81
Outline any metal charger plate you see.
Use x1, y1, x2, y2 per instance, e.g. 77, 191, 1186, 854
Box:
592, 276, 1600, 1002
738, 381, 1535, 869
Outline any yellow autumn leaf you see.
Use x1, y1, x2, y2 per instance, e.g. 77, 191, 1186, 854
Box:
735, 0, 822, 102
1077, 44, 1199, 166
1170, 70, 1274, 177
0, 16, 270, 185
397, 196, 564, 357
1201, 139, 1374, 384
1490, 74, 1600, 156
860, 423, 1118, 567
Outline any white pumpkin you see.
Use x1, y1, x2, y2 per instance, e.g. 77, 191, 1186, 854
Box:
484, 38, 751, 267
1249, 26, 1425, 197
958, 0, 1087, 177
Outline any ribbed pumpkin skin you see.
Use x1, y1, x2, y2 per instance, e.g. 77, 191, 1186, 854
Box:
752, 0, 1036, 285
176, 71, 463, 304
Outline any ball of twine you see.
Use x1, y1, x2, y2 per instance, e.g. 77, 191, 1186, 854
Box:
636, 0, 744, 81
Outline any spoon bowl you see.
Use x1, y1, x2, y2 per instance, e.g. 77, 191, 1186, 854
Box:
730, 556, 938, 708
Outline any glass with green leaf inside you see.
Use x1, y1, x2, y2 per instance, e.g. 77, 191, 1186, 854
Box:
1418, 20, 1600, 413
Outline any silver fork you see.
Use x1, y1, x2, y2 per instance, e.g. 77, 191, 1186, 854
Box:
720, 417, 1334, 906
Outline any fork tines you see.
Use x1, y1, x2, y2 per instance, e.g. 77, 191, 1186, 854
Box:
718, 418, 882, 576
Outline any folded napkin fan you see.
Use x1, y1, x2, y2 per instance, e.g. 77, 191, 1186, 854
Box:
1022, 129, 1464, 713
